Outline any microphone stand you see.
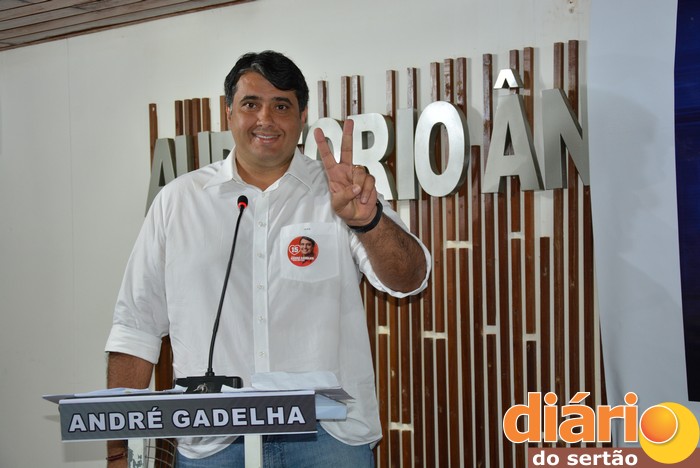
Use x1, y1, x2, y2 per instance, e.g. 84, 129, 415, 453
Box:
175, 196, 248, 393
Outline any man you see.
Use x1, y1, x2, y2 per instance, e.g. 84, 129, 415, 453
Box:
296, 236, 316, 265
105, 50, 430, 467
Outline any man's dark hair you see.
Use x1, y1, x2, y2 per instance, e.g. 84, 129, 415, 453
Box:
300, 236, 316, 248
224, 50, 309, 112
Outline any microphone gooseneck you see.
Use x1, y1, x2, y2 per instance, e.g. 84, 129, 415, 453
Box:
175, 195, 248, 393
206, 195, 248, 376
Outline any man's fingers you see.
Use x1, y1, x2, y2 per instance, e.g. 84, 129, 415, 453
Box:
314, 127, 337, 171
352, 166, 375, 204
339, 119, 355, 166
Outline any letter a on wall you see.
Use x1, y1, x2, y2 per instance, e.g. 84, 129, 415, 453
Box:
483, 93, 543, 193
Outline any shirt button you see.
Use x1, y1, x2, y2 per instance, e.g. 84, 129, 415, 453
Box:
257, 221, 266, 228
257, 253, 264, 259
256, 284, 265, 290
258, 351, 266, 358
258, 315, 265, 323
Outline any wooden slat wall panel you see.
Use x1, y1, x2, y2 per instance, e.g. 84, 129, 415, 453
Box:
148, 40, 604, 466
361, 44, 603, 466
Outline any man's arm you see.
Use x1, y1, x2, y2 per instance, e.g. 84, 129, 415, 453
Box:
353, 210, 427, 292
314, 120, 429, 293
106, 352, 154, 467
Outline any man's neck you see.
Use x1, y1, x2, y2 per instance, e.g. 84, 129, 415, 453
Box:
235, 154, 293, 191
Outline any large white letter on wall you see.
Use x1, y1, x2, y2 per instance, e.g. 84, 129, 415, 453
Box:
414, 101, 469, 197
482, 93, 543, 193
542, 88, 589, 189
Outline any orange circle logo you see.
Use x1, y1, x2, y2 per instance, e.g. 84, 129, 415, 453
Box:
639, 402, 699, 464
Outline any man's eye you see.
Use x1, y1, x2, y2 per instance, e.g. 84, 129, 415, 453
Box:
243, 102, 257, 109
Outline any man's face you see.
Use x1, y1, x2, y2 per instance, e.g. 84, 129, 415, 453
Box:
227, 72, 307, 172
299, 238, 314, 255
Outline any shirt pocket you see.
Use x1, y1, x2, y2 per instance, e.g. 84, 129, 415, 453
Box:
279, 222, 340, 282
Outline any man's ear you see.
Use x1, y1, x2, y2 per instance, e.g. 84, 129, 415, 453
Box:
301, 107, 308, 126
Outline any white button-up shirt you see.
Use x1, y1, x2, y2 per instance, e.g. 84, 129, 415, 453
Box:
106, 149, 431, 458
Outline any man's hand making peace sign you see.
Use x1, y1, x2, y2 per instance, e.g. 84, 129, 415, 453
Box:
314, 119, 429, 293
314, 119, 379, 227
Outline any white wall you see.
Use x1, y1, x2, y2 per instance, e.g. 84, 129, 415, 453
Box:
589, 0, 700, 442
0, 0, 589, 465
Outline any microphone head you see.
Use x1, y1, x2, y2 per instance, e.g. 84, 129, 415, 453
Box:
237, 195, 248, 210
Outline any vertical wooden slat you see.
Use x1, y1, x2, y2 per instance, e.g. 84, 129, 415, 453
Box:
201, 98, 211, 132
567, 39, 581, 403
567, 40, 597, 449
318, 80, 329, 118
583, 179, 596, 412
149, 103, 158, 167
191, 98, 201, 170
498, 183, 513, 468
420, 127, 435, 467
175, 100, 184, 136
351, 75, 362, 115
406, 65, 425, 468
487, 335, 500, 468
507, 60, 524, 468
184, 99, 193, 135
552, 44, 567, 431
512, 238, 525, 468
219, 96, 228, 132
382, 70, 411, 466
340, 76, 351, 120
407, 67, 420, 237
470, 145, 486, 468
443, 57, 462, 468
483, 54, 497, 329
506, 57, 524, 457
540, 236, 553, 449
378, 308, 389, 468
509, 49, 522, 235
456, 57, 474, 468
428, 60, 448, 467
526, 339, 538, 455
523, 47, 537, 336
482, 53, 497, 468
519, 47, 535, 468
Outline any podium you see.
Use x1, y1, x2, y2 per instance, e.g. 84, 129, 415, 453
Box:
45, 388, 348, 468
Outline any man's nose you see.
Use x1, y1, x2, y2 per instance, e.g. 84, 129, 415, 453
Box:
257, 105, 273, 125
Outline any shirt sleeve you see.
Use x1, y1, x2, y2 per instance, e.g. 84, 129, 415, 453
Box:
104, 192, 170, 364
350, 198, 432, 298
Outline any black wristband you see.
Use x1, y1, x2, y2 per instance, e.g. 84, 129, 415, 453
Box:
349, 201, 383, 233
106, 451, 127, 462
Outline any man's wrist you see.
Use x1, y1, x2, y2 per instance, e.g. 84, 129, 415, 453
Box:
106, 451, 127, 462
348, 201, 383, 233
107, 440, 128, 462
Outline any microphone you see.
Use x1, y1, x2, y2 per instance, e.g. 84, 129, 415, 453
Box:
175, 195, 248, 393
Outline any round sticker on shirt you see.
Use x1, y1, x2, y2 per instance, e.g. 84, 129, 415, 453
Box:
287, 236, 319, 267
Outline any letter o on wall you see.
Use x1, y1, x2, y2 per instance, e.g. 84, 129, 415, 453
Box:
414, 101, 469, 197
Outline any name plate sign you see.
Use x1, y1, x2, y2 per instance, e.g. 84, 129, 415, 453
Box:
58, 390, 316, 441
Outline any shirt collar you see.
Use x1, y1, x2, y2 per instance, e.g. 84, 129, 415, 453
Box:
203, 147, 315, 191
